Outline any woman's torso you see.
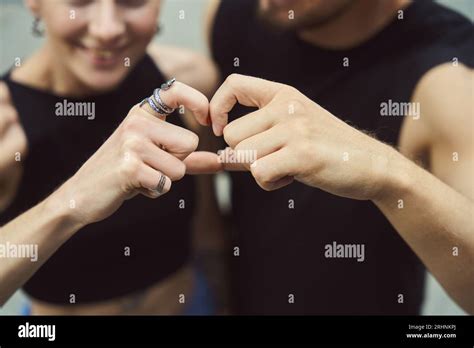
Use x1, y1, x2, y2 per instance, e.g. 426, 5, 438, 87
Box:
1, 53, 196, 314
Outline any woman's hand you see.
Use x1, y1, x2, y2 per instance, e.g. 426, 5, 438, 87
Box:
52, 81, 209, 227
0, 82, 27, 212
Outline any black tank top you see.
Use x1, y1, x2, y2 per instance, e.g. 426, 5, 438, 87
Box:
212, 0, 473, 314
1, 55, 196, 304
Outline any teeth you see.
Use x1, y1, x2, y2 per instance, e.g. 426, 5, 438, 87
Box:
95, 49, 113, 58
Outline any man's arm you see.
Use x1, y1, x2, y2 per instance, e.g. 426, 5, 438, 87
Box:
190, 69, 474, 313
376, 63, 474, 313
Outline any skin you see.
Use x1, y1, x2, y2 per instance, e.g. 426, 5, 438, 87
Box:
0, 0, 219, 313
2, 0, 472, 315
195, 0, 474, 313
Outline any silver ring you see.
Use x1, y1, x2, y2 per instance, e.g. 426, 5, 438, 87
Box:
140, 78, 177, 116
155, 174, 167, 194
148, 96, 167, 115
153, 88, 175, 114
161, 77, 176, 91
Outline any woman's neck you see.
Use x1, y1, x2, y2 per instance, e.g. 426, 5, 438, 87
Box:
11, 43, 93, 97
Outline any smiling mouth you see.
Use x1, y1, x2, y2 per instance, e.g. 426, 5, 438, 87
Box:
93, 48, 114, 59
75, 43, 127, 66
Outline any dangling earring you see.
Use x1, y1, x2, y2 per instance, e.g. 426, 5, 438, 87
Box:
155, 23, 162, 36
32, 17, 44, 37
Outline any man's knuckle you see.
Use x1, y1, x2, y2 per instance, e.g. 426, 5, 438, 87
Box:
251, 165, 270, 185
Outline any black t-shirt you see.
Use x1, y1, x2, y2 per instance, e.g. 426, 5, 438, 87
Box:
212, 0, 473, 314
1, 55, 196, 304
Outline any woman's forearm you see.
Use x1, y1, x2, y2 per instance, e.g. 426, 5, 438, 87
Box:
0, 187, 82, 306
0, 81, 210, 307
374, 154, 474, 313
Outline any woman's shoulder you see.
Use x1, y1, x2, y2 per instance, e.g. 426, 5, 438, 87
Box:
147, 44, 219, 98
4, 50, 50, 88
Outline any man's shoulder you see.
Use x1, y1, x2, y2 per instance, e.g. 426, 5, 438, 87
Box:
413, 62, 472, 124
409, 1, 473, 47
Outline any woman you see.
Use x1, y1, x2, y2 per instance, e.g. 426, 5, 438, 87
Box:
0, 0, 219, 315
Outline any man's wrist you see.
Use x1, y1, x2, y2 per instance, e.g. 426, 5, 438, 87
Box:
371, 147, 417, 206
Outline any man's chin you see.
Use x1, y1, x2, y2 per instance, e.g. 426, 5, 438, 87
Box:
258, 13, 306, 32
258, 0, 354, 32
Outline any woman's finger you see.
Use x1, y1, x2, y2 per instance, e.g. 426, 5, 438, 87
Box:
126, 105, 199, 160
138, 80, 209, 126
136, 164, 172, 196
159, 81, 209, 125
140, 141, 186, 181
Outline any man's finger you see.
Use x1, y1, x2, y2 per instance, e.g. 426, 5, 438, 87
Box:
250, 147, 295, 190
184, 151, 223, 174
184, 150, 247, 174
210, 74, 284, 136
233, 127, 288, 170
223, 105, 283, 148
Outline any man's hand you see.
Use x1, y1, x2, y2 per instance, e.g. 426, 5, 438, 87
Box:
187, 74, 400, 200
0, 82, 27, 212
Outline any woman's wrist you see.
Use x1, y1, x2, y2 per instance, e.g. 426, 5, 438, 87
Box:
41, 183, 87, 239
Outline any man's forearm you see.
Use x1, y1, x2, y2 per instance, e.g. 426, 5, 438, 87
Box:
0, 188, 82, 306
373, 151, 474, 313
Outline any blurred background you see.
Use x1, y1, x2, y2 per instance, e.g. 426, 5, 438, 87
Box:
0, 0, 472, 315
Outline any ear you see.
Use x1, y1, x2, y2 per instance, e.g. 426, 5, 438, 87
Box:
24, 0, 41, 17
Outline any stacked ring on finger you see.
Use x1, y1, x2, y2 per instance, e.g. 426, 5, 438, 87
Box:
140, 77, 177, 116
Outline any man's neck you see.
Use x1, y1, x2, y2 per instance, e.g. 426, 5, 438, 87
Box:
298, 0, 411, 50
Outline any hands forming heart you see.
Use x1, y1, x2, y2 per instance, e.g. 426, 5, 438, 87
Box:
185, 74, 398, 199
48, 73, 398, 227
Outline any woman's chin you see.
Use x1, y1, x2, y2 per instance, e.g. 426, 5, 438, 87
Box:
80, 72, 128, 95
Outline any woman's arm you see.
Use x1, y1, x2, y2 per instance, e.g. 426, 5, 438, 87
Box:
0, 82, 209, 306
0, 185, 82, 305
0, 82, 27, 212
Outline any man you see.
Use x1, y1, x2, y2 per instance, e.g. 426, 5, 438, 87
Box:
194, 0, 473, 314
